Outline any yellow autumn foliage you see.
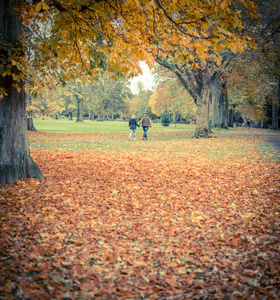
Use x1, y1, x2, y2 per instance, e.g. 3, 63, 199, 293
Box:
1, 0, 258, 98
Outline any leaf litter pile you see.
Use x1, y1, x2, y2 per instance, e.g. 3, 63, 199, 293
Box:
1, 129, 280, 299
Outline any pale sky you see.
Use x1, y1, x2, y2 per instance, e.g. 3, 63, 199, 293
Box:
129, 61, 156, 94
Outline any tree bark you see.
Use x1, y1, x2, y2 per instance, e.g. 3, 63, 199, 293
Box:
211, 77, 221, 128
228, 109, 234, 127
172, 110, 176, 124
0, 0, 44, 185
218, 78, 228, 129
194, 70, 213, 137
76, 95, 83, 122
27, 112, 36, 131
223, 80, 229, 128
27, 93, 36, 131
272, 77, 280, 130
278, 77, 280, 130
271, 100, 278, 130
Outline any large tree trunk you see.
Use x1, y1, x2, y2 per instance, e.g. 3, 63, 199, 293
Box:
27, 111, 36, 131
272, 77, 280, 130
218, 78, 228, 129
172, 109, 176, 124
76, 95, 83, 122
211, 77, 229, 129
271, 100, 278, 130
0, 0, 44, 185
211, 77, 221, 128
222, 80, 229, 128
195, 70, 213, 137
278, 77, 280, 130
228, 109, 234, 127
27, 94, 36, 131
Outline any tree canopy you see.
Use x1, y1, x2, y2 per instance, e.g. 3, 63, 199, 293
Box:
0, 0, 259, 184
1, 0, 258, 98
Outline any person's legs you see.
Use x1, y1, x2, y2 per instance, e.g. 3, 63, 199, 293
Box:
133, 129, 136, 139
143, 126, 148, 139
129, 129, 133, 139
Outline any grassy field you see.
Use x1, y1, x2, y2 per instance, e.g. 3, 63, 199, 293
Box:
30, 118, 279, 163
1, 119, 280, 299
33, 118, 195, 133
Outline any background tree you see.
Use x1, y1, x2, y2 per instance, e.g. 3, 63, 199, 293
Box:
149, 66, 197, 123
30, 88, 66, 119
0, 0, 44, 184
145, 105, 158, 122
0, 0, 258, 184
86, 74, 131, 120
226, 0, 280, 128
161, 110, 170, 127
130, 82, 153, 119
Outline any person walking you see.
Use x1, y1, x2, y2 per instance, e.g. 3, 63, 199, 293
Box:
139, 112, 152, 140
128, 115, 139, 140
247, 120, 251, 129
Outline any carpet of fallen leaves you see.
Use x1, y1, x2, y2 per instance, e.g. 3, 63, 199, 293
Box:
1, 129, 280, 299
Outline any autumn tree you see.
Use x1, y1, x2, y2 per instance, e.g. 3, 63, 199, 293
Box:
226, 0, 280, 128
149, 66, 196, 123
29, 88, 65, 119
0, 0, 44, 184
0, 0, 257, 184
252, 0, 280, 129
130, 83, 153, 119
137, 1, 257, 137
85, 74, 131, 120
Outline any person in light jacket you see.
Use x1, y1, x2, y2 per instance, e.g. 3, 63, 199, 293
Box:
139, 112, 152, 140
128, 115, 139, 140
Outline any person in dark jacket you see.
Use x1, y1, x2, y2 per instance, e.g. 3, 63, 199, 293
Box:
139, 112, 152, 140
247, 120, 251, 129
128, 115, 139, 140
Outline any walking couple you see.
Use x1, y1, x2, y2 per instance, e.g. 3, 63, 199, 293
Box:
129, 113, 152, 140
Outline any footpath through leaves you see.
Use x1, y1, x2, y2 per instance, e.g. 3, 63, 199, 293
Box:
1, 129, 280, 299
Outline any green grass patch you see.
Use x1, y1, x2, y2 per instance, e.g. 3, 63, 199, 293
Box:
33, 118, 195, 133
30, 119, 280, 163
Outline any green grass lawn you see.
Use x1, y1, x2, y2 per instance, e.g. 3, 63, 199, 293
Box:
29, 118, 280, 164
33, 118, 195, 133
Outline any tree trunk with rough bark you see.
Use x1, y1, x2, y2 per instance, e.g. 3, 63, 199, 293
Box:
211, 77, 221, 128
218, 78, 228, 129
172, 109, 176, 124
228, 109, 234, 127
278, 77, 280, 130
223, 80, 229, 128
272, 100, 278, 130
27, 94, 36, 131
76, 95, 83, 122
27, 112, 36, 131
194, 70, 213, 137
272, 77, 280, 130
0, 0, 44, 185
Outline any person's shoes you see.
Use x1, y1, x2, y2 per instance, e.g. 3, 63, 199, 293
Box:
134, 138, 136, 140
